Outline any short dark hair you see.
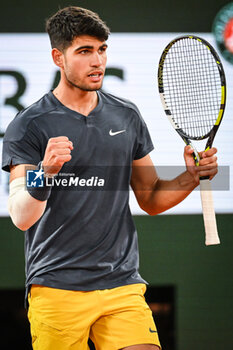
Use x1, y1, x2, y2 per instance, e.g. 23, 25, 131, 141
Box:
46, 6, 110, 51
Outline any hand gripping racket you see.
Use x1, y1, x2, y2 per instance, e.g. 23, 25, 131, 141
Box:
158, 35, 226, 245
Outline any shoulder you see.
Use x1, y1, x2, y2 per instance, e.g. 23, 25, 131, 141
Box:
99, 90, 142, 116
12, 91, 57, 124
4, 92, 57, 141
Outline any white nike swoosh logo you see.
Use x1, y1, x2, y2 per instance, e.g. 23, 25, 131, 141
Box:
109, 129, 126, 136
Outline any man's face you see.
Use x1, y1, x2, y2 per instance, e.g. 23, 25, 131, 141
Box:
62, 35, 108, 91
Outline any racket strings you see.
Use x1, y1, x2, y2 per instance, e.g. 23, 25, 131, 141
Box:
162, 38, 222, 138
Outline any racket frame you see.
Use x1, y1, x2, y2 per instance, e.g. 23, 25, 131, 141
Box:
158, 35, 226, 153
158, 35, 226, 245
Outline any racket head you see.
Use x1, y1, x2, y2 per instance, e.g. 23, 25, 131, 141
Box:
158, 35, 226, 145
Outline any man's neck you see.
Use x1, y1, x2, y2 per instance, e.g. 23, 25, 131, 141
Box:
53, 85, 98, 116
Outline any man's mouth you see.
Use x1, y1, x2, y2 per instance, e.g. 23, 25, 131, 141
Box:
88, 72, 103, 82
88, 73, 101, 77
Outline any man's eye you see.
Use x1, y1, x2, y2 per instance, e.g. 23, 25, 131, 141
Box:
99, 47, 107, 53
80, 50, 89, 54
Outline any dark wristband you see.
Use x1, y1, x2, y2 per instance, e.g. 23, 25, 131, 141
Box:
27, 161, 52, 201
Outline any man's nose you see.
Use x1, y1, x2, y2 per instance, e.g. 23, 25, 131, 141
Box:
90, 52, 102, 66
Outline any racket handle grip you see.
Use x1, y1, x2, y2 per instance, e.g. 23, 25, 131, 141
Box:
200, 179, 220, 246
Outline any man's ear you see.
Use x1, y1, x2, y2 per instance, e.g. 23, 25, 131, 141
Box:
51, 48, 64, 69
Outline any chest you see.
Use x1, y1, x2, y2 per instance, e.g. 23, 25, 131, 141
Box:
40, 114, 137, 166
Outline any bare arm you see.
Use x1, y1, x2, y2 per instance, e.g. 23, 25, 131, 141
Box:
8, 164, 48, 231
8, 136, 73, 231
130, 146, 218, 215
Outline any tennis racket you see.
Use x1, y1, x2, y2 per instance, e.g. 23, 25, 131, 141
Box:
158, 35, 226, 245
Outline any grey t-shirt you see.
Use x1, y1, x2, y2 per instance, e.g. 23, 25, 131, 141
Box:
2, 90, 154, 291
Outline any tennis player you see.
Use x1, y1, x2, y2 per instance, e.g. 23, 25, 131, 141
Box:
2, 6, 218, 350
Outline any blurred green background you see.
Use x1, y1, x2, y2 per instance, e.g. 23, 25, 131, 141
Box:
0, 0, 230, 32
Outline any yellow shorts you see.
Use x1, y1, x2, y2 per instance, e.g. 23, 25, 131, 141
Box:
28, 283, 161, 350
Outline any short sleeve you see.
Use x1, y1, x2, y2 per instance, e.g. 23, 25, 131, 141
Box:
2, 116, 42, 172
133, 111, 154, 160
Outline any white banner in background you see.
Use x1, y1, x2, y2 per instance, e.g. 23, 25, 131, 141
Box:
0, 33, 232, 215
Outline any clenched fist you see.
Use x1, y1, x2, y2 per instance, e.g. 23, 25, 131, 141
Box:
42, 136, 73, 176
